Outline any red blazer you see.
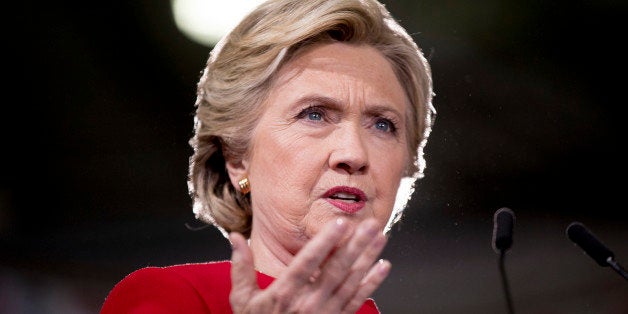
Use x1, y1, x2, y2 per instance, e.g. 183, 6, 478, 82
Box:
100, 261, 380, 313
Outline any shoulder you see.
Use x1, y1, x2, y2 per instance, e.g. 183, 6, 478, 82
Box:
100, 261, 233, 314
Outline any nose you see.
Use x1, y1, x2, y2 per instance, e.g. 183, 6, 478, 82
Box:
328, 123, 369, 174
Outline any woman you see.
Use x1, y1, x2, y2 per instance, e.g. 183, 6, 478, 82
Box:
101, 0, 434, 313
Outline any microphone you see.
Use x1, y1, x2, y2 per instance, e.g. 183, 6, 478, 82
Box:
493, 207, 515, 253
566, 222, 628, 281
492, 207, 515, 314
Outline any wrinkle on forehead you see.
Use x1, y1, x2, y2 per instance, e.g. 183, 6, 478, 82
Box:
277, 43, 394, 84
269, 42, 408, 112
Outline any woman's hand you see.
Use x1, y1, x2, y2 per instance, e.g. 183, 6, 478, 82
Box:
229, 218, 390, 314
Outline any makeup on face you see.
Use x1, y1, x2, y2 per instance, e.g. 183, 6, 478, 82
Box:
323, 186, 367, 214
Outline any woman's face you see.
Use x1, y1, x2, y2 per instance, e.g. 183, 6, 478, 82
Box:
244, 42, 410, 255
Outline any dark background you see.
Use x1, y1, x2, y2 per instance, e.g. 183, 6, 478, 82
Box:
2, 0, 627, 313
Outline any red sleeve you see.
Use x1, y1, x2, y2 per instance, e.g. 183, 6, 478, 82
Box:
357, 298, 381, 314
100, 262, 379, 314
100, 267, 211, 314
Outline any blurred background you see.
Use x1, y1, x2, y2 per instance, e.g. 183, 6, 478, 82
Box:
2, 0, 627, 313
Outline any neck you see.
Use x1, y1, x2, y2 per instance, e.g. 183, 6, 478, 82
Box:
248, 225, 298, 278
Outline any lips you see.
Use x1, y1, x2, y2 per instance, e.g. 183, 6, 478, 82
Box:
323, 186, 367, 213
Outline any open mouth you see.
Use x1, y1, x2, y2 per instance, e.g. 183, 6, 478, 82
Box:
329, 192, 361, 202
323, 186, 367, 213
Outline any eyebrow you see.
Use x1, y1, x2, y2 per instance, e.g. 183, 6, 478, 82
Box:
292, 95, 343, 111
292, 94, 404, 120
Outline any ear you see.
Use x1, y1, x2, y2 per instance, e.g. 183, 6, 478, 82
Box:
226, 157, 249, 192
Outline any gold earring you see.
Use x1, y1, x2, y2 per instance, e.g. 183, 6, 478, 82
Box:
238, 177, 250, 195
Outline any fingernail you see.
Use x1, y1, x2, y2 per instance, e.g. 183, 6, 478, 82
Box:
335, 218, 347, 230
378, 259, 391, 276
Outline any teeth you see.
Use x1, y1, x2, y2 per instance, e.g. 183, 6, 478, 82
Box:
332, 192, 358, 201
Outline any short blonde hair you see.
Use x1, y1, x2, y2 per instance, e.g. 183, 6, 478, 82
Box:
188, 0, 435, 238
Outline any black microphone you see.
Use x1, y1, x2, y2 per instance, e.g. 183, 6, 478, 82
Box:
493, 207, 515, 253
492, 207, 516, 314
566, 222, 628, 281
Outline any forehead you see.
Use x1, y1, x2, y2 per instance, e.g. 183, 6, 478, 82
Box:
268, 42, 409, 109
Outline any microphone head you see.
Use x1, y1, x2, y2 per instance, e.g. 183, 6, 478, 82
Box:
566, 222, 614, 267
492, 207, 515, 253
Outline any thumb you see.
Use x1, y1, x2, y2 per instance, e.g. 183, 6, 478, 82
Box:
229, 232, 257, 311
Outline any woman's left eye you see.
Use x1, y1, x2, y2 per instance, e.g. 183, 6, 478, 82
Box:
374, 118, 396, 133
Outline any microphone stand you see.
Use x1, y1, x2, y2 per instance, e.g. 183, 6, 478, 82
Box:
606, 257, 628, 281
566, 222, 628, 282
498, 249, 515, 314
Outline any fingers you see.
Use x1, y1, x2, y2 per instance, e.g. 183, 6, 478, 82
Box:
275, 218, 349, 288
316, 219, 381, 291
232, 218, 391, 313
319, 219, 389, 310
229, 232, 258, 313
341, 259, 391, 314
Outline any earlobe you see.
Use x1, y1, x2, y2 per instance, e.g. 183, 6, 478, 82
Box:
237, 177, 251, 195
225, 159, 249, 192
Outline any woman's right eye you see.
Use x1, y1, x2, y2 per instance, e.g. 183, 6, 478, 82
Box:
307, 111, 322, 121
296, 106, 325, 121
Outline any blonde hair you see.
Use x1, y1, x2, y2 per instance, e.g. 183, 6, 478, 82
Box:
188, 0, 435, 238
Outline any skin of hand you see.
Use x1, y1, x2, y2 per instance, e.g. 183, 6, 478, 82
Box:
229, 218, 391, 314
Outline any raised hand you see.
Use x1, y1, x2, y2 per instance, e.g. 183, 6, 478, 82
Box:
229, 218, 390, 314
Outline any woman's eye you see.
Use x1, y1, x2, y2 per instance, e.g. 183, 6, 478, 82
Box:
296, 106, 325, 122
307, 111, 323, 121
375, 118, 395, 133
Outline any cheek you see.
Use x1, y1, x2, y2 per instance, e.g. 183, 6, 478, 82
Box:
255, 131, 322, 182
248, 129, 326, 214
370, 145, 408, 205
374, 139, 407, 177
